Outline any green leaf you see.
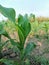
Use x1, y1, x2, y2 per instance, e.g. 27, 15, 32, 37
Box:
10, 38, 19, 46
17, 14, 31, 50
18, 14, 24, 25
0, 5, 16, 22
18, 14, 31, 45
0, 22, 10, 39
17, 25, 25, 43
0, 59, 14, 65
2, 31, 10, 39
22, 14, 31, 38
22, 42, 36, 59
0, 22, 5, 35
14, 24, 25, 48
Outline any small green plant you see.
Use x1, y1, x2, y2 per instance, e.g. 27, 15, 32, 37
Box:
43, 22, 49, 39
0, 5, 36, 65
30, 21, 40, 38
30, 13, 35, 22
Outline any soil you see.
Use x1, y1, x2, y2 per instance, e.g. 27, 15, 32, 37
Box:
0, 34, 49, 65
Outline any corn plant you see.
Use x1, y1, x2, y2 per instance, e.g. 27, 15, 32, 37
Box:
42, 22, 49, 39
39, 22, 49, 39
30, 13, 35, 22
0, 5, 36, 65
30, 21, 40, 38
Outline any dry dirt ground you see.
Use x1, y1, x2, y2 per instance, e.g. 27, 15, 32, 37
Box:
1, 32, 49, 65
28, 34, 49, 59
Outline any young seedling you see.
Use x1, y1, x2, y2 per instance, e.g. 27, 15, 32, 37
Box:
0, 5, 36, 65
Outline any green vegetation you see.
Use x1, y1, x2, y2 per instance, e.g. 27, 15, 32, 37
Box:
30, 21, 49, 39
0, 5, 36, 65
0, 5, 49, 65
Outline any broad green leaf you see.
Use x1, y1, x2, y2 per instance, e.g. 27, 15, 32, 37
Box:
18, 14, 24, 25
14, 24, 25, 47
18, 14, 31, 38
22, 42, 36, 60
24, 42, 36, 55
0, 5, 16, 22
9, 38, 19, 46
18, 14, 31, 43
22, 14, 31, 38
18, 15, 25, 44
17, 25, 25, 43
